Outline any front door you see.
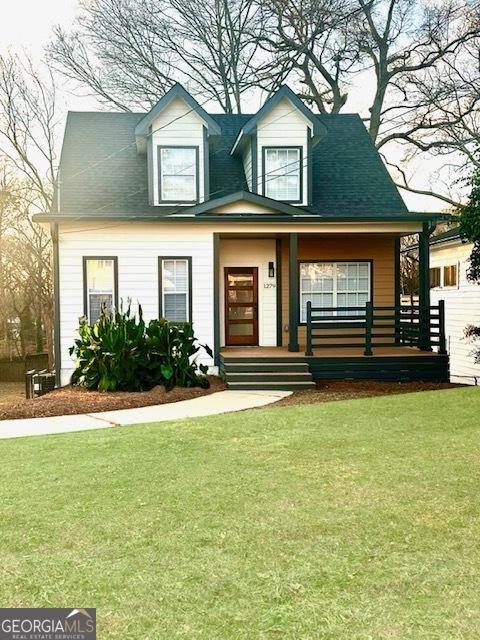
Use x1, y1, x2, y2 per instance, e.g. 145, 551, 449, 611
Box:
225, 267, 258, 346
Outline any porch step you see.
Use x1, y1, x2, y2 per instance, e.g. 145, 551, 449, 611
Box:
227, 381, 316, 391
222, 359, 315, 391
223, 362, 310, 373
227, 372, 313, 383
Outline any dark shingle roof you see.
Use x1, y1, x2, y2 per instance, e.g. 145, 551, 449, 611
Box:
430, 226, 462, 245
54, 110, 408, 216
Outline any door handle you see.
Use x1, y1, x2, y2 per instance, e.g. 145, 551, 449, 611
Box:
253, 303, 258, 319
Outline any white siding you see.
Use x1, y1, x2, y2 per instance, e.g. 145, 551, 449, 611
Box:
242, 140, 252, 191
219, 238, 277, 347
211, 200, 276, 214
257, 97, 310, 205
430, 240, 480, 384
58, 223, 214, 385
151, 97, 205, 204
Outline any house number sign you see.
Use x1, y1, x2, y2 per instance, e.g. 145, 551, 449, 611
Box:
264, 283, 276, 289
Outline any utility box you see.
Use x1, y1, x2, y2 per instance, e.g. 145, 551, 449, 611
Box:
25, 369, 56, 399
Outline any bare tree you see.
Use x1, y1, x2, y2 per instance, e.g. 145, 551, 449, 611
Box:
49, 0, 265, 112
253, 0, 359, 112
49, 0, 174, 111
255, 0, 480, 204
0, 53, 57, 212
161, 0, 263, 113
0, 55, 57, 363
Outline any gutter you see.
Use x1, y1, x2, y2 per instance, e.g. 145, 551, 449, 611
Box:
34, 212, 453, 224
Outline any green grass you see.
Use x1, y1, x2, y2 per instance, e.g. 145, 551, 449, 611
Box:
1, 387, 480, 639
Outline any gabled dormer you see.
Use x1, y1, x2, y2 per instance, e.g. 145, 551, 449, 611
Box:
231, 86, 325, 207
135, 84, 221, 206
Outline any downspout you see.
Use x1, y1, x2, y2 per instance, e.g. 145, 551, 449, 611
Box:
51, 222, 61, 386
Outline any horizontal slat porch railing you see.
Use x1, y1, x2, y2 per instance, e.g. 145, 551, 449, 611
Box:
305, 300, 446, 356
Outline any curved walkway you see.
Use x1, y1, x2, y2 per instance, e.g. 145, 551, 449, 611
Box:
0, 389, 291, 440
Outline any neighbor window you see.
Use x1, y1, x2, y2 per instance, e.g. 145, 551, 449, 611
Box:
443, 264, 457, 287
300, 262, 371, 322
430, 267, 441, 288
158, 146, 198, 203
263, 147, 301, 202
83, 257, 117, 324
159, 257, 192, 322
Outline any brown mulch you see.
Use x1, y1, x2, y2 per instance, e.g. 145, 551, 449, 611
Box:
269, 379, 464, 408
0, 382, 25, 406
0, 376, 226, 421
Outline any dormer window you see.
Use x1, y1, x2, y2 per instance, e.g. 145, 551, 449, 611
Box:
158, 146, 199, 204
263, 147, 302, 203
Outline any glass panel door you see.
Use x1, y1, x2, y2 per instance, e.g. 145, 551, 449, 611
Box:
225, 267, 258, 345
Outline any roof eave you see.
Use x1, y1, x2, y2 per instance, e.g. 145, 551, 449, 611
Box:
134, 83, 221, 141
34, 211, 445, 224
230, 85, 326, 155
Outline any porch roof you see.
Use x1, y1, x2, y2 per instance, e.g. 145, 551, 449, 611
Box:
34, 206, 452, 225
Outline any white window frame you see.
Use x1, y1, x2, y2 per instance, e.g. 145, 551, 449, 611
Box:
299, 261, 371, 323
157, 146, 199, 204
263, 146, 302, 203
159, 257, 192, 323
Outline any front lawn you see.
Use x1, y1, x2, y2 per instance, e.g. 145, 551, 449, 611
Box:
1, 387, 480, 638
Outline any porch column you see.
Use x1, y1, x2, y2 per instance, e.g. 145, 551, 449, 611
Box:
288, 233, 299, 352
418, 222, 431, 351
213, 233, 220, 366
394, 237, 401, 344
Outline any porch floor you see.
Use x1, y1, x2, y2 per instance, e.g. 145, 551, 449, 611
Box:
220, 345, 442, 358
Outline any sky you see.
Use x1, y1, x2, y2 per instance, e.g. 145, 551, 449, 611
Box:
0, 0, 451, 212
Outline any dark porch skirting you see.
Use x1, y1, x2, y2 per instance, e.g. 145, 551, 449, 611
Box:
220, 347, 449, 383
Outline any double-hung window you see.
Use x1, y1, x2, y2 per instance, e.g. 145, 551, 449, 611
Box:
159, 257, 192, 322
430, 267, 441, 288
263, 147, 302, 202
443, 264, 457, 287
83, 257, 118, 324
300, 262, 371, 322
158, 146, 198, 203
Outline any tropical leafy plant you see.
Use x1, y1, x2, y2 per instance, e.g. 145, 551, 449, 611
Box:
69, 303, 212, 392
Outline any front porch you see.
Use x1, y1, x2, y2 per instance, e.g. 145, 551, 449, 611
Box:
219, 345, 449, 389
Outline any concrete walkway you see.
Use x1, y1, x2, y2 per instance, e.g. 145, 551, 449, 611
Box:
0, 390, 291, 440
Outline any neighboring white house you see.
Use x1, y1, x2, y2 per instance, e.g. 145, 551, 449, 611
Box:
34, 83, 451, 389
430, 228, 480, 384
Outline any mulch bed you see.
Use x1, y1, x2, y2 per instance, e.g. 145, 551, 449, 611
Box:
268, 379, 464, 408
0, 376, 226, 420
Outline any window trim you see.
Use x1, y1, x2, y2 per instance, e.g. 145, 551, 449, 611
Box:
298, 259, 373, 325
158, 256, 193, 323
429, 266, 441, 288
157, 145, 200, 205
262, 145, 303, 204
443, 263, 458, 288
82, 256, 119, 323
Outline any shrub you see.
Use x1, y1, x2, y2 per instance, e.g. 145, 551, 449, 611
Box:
69, 304, 212, 392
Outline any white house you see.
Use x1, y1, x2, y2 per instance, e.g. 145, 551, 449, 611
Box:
430, 228, 480, 384
34, 83, 452, 389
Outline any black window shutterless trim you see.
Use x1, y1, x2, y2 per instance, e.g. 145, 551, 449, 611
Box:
158, 256, 193, 323
82, 256, 119, 322
157, 146, 200, 204
262, 146, 303, 204
297, 259, 373, 326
